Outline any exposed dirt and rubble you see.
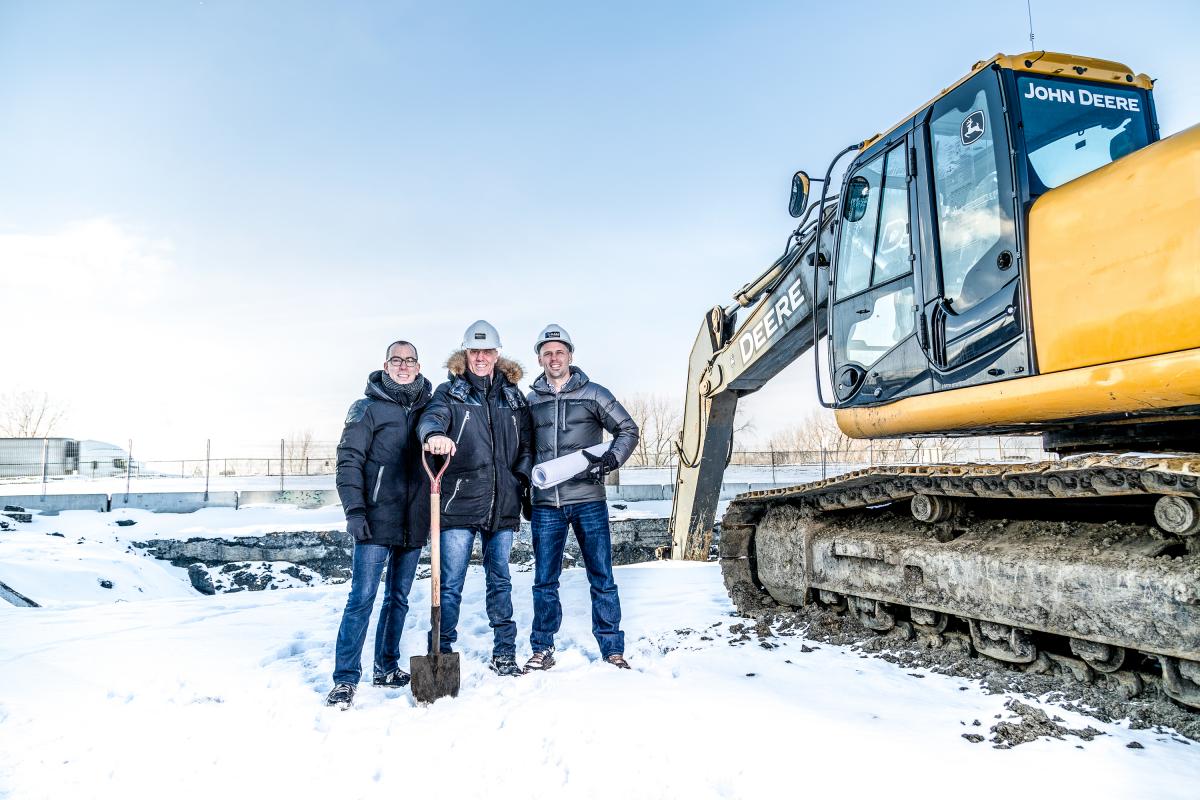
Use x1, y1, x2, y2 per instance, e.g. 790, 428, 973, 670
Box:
727, 599, 1200, 746
717, 461, 1200, 747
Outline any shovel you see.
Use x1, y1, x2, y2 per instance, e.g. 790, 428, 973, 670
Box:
410, 451, 461, 703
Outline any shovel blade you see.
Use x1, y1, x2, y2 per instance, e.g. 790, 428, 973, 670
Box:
409, 652, 461, 704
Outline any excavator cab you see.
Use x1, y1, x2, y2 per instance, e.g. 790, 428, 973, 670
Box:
824, 57, 1160, 417
817, 55, 1198, 452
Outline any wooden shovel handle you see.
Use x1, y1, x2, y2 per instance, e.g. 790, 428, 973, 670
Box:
422, 451, 450, 623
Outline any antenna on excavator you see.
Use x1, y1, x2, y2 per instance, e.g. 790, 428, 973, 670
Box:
1025, 0, 1036, 48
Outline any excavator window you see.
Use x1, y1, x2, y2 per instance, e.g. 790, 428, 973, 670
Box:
1015, 76, 1152, 192
930, 89, 1004, 315
833, 142, 917, 377
835, 155, 883, 298
835, 143, 911, 302
844, 284, 916, 367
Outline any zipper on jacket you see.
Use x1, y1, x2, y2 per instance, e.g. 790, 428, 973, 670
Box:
454, 410, 471, 445
485, 392, 498, 530
372, 465, 385, 503
553, 393, 562, 508
444, 478, 463, 511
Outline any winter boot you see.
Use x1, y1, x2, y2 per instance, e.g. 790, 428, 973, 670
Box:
605, 653, 631, 670
373, 668, 411, 687
522, 648, 556, 673
489, 654, 523, 677
325, 682, 356, 709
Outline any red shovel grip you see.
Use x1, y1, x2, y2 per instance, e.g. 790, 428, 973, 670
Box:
421, 450, 451, 493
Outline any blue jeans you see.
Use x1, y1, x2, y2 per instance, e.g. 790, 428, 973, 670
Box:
433, 527, 516, 657
332, 543, 422, 685
530, 500, 624, 658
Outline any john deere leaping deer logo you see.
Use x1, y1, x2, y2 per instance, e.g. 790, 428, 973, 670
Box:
960, 110, 986, 145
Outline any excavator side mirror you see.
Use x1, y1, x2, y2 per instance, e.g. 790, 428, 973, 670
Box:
788, 171, 811, 218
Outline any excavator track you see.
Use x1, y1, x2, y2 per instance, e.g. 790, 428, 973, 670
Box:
719, 455, 1200, 708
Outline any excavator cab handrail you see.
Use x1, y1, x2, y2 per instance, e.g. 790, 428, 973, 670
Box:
811, 142, 864, 409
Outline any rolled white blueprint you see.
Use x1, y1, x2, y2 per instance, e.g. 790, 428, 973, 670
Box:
532, 443, 611, 489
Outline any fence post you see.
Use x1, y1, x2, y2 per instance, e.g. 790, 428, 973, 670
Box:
821, 447, 827, 480
280, 438, 285, 492
770, 447, 777, 484
40, 438, 49, 497
204, 439, 211, 501
125, 439, 133, 501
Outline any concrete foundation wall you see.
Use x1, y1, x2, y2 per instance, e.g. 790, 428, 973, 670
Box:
608, 484, 670, 501
111, 492, 238, 513
1, 494, 110, 515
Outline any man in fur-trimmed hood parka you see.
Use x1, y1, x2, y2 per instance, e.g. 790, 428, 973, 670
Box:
417, 320, 532, 677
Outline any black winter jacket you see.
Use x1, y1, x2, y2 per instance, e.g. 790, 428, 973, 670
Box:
335, 371, 433, 548
415, 352, 533, 533
527, 367, 639, 507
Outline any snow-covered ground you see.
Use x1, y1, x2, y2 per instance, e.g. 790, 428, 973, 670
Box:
2, 511, 1198, 798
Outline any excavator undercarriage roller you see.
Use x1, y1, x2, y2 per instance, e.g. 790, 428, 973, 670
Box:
1154, 495, 1200, 536
910, 494, 957, 523
719, 455, 1200, 708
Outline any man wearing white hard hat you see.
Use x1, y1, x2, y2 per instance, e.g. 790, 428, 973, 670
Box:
418, 320, 532, 677
523, 324, 639, 672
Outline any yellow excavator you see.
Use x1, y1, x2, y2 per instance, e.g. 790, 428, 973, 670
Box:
669, 52, 1200, 707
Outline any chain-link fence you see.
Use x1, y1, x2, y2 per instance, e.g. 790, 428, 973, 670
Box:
0, 435, 1049, 495
0, 438, 83, 479
0, 437, 344, 495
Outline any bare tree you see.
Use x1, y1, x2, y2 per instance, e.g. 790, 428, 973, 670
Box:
868, 434, 967, 464
0, 391, 67, 438
622, 393, 683, 467
731, 406, 755, 448
766, 409, 860, 461
284, 429, 315, 465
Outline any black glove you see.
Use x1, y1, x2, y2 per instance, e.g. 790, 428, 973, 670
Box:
347, 515, 371, 543
573, 450, 619, 483
520, 484, 533, 522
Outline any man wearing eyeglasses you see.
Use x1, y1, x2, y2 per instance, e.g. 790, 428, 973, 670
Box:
326, 341, 432, 710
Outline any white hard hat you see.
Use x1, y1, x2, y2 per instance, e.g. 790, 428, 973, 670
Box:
461, 319, 502, 350
535, 323, 574, 354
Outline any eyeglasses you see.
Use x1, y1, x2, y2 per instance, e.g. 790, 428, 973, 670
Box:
387, 357, 419, 368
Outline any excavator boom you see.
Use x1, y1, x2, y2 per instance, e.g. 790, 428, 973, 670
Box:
670, 214, 831, 559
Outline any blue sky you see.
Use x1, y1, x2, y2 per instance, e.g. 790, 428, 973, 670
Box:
2, 1, 1198, 458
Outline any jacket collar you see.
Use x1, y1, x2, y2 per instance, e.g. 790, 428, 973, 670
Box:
365, 371, 432, 408
531, 366, 589, 396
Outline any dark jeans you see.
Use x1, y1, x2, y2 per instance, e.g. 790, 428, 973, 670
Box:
332, 543, 422, 685
530, 500, 624, 658
432, 527, 516, 657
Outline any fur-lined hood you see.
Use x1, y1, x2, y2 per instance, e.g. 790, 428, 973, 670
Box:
444, 350, 524, 385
